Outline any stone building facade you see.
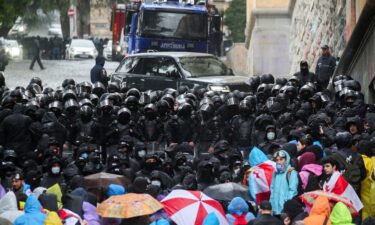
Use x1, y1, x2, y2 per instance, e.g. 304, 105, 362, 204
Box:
289, 0, 347, 74
244, 0, 366, 77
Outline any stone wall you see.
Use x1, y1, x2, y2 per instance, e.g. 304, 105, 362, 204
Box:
289, 0, 347, 74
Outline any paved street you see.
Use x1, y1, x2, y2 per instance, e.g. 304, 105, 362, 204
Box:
4, 59, 120, 89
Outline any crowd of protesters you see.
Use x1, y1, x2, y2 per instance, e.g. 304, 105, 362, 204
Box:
0, 56, 375, 225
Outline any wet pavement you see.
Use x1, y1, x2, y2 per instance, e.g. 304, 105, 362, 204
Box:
4, 59, 120, 89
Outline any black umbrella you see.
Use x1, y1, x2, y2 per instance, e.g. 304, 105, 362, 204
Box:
203, 182, 251, 201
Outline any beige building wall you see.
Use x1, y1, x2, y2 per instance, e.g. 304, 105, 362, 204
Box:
90, 0, 112, 38
244, 0, 292, 77
245, 0, 367, 77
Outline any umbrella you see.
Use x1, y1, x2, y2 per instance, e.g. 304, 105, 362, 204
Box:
300, 190, 357, 215
97, 193, 163, 219
84, 172, 131, 190
161, 189, 229, 225
203, 182, 251, 201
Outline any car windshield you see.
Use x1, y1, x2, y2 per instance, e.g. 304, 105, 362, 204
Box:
178, 56, 232, 77
141, 10, 207, 40
71, 40, 94, 48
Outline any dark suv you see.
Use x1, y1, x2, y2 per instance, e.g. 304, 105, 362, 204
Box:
110, 52, 251, 92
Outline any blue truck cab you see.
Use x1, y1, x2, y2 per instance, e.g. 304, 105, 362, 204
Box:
127, 0, 209, 54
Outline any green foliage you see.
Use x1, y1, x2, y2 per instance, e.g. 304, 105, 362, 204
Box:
224, 0, 246, 42
0, 0, 30, 30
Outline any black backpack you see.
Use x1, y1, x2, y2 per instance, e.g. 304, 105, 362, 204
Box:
334, 151, 362, 187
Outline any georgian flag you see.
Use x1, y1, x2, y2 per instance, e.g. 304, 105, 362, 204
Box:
249, 160, 276, 205
323, 171, 363, 213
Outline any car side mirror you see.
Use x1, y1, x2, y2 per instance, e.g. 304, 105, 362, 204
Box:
66, 44, 70, 48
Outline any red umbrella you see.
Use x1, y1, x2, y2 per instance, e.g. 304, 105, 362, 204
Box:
300, 190, 358, 215
161, 189, 229, 225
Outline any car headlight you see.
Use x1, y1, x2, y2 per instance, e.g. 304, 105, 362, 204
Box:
209, 85, 230, 92
11, 48, 20, 55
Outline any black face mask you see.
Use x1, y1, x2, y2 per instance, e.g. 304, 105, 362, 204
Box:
118, 116, 130, 125
28, 177, 41, 190
80, 115, 92, 123
300, 66, 309, 75
103, 108, 112, 115
145, 162, 159, 171
145, 111, 156, 120
200, 167, 213, 179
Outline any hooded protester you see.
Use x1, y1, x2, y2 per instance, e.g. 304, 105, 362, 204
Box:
71, 187, 101, 225
259, 125, 280, 156
46, 184, 63, 210
303, 196, 331, 225
269, 150, 299, 215
330, 202, 354, 225
248, 147, 275, 205
40, 157, 65, 189
356, 140, 375, 220
293, 61, 316, 86
226, 197, 255, 225
90, 55, 109, 86
0, 191, 24, 223
38, 193, 59, 212
298, 152, 323, 193
197, 160, 217, 190
44, 211, 63, 225
13, 194, 47, 225
59, 194, 84, 225
202, 212, 220, 225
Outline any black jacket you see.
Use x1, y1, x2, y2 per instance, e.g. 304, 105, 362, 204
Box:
0, 105, 33, 157
315, 55, 336, 84
247, 214, 283, 225
90, 56, 108, 85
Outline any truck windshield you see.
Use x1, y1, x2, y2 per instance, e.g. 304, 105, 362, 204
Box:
178, 56, 232, 77
141, 10, 207, 40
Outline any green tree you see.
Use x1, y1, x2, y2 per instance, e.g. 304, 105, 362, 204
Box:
224, 0, 246, 42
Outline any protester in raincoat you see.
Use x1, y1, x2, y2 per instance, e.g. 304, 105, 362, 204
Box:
330, 202, 354, 225
44, 211, 63, 225
0, 191, 24, 223
150, 218, 170, 225
357, 140, 375, 220
226, 197, 255, 225
248, 147, 275, 205
102, 184, 126, 225
203, 212, 220, 225
269, 150, 299, 215
71, 187, 101, 225
13, 194, 47, 225
303, 196, 331, 225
